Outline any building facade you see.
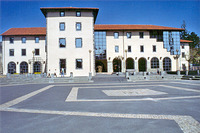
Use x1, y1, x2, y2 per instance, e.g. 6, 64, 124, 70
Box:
1, 7, 191, 76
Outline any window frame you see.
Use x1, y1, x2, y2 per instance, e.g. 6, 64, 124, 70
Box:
59, 38, 66, 48
128, 46, 131, 52
59, 59, 66, 74
9, 49, 14, 56
21, 37, 26, 43
151, 57, 159, 68
115, 45, 119, 53
76, 59, 83, 69
76, 11, 81, 17
76, 22, 81, 31
127, 32, 132, 39
59, 22, 65, 31
153, 45, 156, 52
140, 45, 144, 52
75, 38, 82, 48
10, 37, 14, 44
114, 32, 119, 39
60, 11, 65, 17
35, 37, 39, 43
21, 49, 26, 56
35, 49, 40, 56
139, 32, 144, 38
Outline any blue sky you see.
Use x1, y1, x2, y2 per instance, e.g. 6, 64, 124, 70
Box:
0, 0, 200, 41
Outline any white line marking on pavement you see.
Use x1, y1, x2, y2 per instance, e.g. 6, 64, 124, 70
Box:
66, 95, 200, 102
170, 82, 200, 86
0, 85, 54, 108
0, 107, 199, 133
65, 87, 79, 101
159, 85, 200, 92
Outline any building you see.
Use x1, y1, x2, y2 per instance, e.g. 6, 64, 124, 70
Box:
1, 7, 191, 76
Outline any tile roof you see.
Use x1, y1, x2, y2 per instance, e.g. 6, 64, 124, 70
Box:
180, 39, 193, 43
94, 24, 184, 31
1, 27, 46, 36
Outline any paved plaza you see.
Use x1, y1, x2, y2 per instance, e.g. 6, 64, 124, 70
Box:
0, 75, 200, 133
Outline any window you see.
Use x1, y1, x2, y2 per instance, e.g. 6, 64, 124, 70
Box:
76, 22, 81, 31
94, 31, 107, 59
60, 59, 66, 74
35, 37, 39, 43
8, 62, 16, 74
59, 38, 66, 48
20, 62, 28, 73
127, 32, 131, 38
21, 49, 26, 56
35, 49, 39, 56
75, 38, 82, 48
163, 57, 171, 71
140, 45, 144, 52
139, 32, 144, 38
128, 46, 131, 52
76, 11, 81, 17
34, 62, 41, 73
60, 22, 65, 31
60, 11, 65, 17
22, 37, 26, 43
182, 52, 185, 58
115, 46, 119, 53
10, 37, 14, 44
76, 59, 83, 69
182, 45, 185, 49
9, 49, 14, 56
114, 32, 119, 39
153, 45, 156, 52
151, 57, 159, 68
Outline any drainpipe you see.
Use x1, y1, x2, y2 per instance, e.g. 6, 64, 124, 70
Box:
122, 30, 125, 72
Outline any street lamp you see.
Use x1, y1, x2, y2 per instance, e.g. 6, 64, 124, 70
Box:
89, 50, 92, 72
125, 50, 127, 71
32, 50, 35, 74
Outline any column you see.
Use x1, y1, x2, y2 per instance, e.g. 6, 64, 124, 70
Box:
159, 59, 163, 71
135, 60, 138, 72
147, 60, 151, 72
107, 61, 113, 73
122, 60, 125, 72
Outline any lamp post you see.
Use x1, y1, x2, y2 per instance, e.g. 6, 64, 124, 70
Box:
125, 50, 127, 72
32, 50, 35, 74
89, 50, 92, 72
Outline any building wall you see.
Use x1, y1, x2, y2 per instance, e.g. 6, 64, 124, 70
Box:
2, 36, 46, 75
106, 31, 179, 73
46, 11, 95, 77
180, 43, 190, 70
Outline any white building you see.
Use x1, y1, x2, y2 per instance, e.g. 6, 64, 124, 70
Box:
1, 7, 191, 76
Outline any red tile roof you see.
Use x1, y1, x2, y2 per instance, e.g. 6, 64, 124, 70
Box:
180, 39, 193, 43
94, 24, 184, 31
1, 27, 46, 36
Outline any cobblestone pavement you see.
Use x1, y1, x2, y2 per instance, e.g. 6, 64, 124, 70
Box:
0, 77, 200, 133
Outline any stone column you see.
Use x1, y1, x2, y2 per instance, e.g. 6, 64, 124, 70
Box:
107, 61, 113, 73
147, 59, 151, 72
159, 59, 163, 71
122, 60, 125, 73
135, 60, 138, 72
16, 63, 20, 74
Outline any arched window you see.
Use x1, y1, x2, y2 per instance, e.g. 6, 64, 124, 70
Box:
34, 62, 41, 73
8, 62, 16, 74
151, 57, 159, 68
126, 58, 134, 69
113, 58, 121, 72
163, 57, 171, 71
20, 62, 28, 73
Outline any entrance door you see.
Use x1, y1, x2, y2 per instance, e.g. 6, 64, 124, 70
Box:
113, 58, 121, 72
138, 58, 147, 72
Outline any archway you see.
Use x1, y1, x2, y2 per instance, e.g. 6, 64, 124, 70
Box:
151, 57, 159, 69
163, 57, 171, 71
8, 62, 16, 74
138, 58, 147, 72
95, 60, 107, 72
34, 62, 41, 73
126, 58, 134, 69
113, 58, 121, 72
20, 61, 28, 73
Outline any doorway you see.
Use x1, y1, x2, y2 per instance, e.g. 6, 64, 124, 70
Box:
138, 58, 147, 72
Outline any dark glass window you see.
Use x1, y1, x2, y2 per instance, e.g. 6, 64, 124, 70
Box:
139, 32, 144, 38
10, 37, 14, 44
75, 38, 82, 48
127, 32, 131, 38
35, 49, 39, 55
35, 37, 39, 43
8, 62, 16, 74
9, 49, 14, 56
151, 57, 159, 68
128, 46, 131, 52
114, 32, 119, 39
22, 37, 26, 43
115, 46, 119, 52
76, 59, 82, 69
60, 59, 66, 73
20, 62, 28, 73
76, 11, 81, 17
153, 45, 156, 52
22, 49, 26, 56
163, 57, 171, 71
182, 52, 185, 58
34, 62, 41, 73
60, 11, 65, 17
59, 38, 66, 48
76, 23, 81, 31
140, 45, 144, 52
60, 23, 65, 31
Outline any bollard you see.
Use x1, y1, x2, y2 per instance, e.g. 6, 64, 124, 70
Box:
186, 70, 188, 76
177, 70, 180, 75
70, 72, 73, 79
125, 72, 129, 78
89, 72, 92, 81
